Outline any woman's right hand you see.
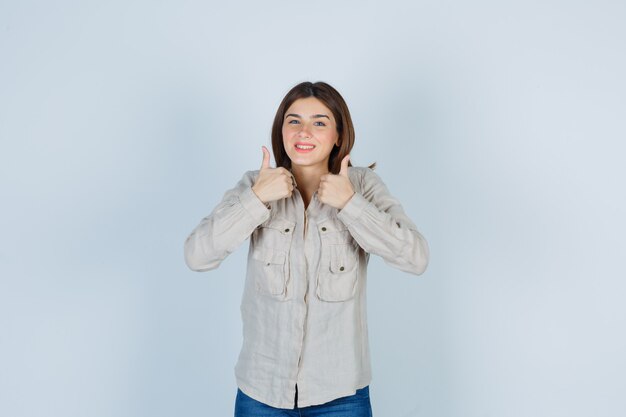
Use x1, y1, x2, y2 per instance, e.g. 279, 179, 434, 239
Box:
251, 146, 296, 204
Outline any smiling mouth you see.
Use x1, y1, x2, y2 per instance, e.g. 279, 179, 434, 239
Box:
295, 144, 315, 150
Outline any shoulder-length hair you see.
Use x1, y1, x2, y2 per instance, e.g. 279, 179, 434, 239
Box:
270, 81, 376, 174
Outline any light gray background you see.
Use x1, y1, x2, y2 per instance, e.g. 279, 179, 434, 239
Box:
1, 1, 624, 416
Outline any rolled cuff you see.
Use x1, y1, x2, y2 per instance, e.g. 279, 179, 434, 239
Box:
239, 186, 271, 224
337, 191, 369, 226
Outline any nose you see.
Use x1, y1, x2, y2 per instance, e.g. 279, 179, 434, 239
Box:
297, 124, 312, 138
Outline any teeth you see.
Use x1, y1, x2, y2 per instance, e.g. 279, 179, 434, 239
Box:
296, 144, 314, 149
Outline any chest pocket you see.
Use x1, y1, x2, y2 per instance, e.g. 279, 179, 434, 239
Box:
316, 216, 360, 302
251, 216, 296, 300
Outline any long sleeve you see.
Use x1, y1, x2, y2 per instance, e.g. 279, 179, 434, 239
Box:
184, 170, 271, 272
336, 168, 430, 275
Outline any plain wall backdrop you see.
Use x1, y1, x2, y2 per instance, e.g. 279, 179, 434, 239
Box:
1, 1, 625, 416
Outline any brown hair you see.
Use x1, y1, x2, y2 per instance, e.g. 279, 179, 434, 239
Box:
270, 81, 376, 174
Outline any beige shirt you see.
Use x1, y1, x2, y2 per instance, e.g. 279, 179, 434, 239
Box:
184, 166, 429, 409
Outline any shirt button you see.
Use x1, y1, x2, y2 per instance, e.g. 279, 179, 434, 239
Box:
284, 228, 290, 233
396, 222, 401, 228
339, 266, 344, 271
321, 227, 327, 231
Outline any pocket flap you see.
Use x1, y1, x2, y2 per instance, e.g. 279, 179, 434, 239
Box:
329, 244, 358, 273
260, 216, 296, 235
252, 246, 286, 265
318, 216, 349, 233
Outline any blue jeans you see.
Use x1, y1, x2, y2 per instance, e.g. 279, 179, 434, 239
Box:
234, 385, 373, 416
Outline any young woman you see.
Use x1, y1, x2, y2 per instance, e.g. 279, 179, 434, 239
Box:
184, 81, 429, 416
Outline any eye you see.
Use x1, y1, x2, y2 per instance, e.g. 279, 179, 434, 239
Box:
286, 119, 326, 126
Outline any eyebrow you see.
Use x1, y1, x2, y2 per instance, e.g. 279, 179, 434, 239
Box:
285, 113, 331, 120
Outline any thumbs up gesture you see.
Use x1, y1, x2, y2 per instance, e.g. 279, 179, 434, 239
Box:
252, 146, 296, 204
317, 154, 355, 210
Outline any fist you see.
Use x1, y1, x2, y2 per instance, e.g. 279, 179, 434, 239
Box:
317, 154, 355, 210
252, 146, 296, 204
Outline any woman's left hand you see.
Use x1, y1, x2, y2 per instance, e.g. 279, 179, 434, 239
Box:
317, 154, 355, 210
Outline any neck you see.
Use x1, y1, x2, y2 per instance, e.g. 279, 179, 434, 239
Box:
290, 164, 329, 197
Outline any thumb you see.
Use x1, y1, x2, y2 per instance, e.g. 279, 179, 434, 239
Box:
260, 146, 271, 170
339, 154, 350, 177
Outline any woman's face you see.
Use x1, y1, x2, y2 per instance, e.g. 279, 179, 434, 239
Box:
282, 97, 339, 171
